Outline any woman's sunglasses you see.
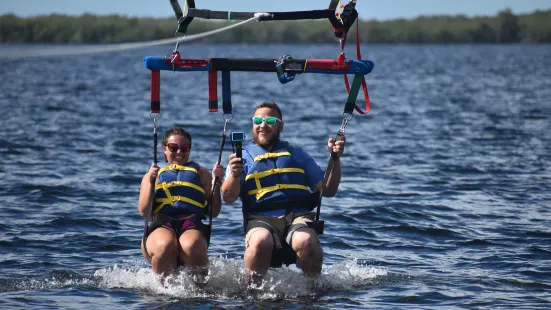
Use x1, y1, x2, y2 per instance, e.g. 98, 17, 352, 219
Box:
252, 116, 282, 125
166, 143, 190, 153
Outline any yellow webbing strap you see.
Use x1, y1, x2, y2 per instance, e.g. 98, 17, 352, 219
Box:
159, 164, 198, 174
247, 184, 310, 200
155, 181, 205, 194
153, 199, 170, 214
153, 196, 207, 214
171, 195, 207, 209
153, 182, 173, 214
245, 167, 305, 181
253, 151, 291, 162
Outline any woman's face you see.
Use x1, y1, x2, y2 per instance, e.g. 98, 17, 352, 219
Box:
163, 134, 191, 165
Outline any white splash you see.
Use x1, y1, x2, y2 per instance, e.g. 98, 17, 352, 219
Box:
93, 257, 388, 299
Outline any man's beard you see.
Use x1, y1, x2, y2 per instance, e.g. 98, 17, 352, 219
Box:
254, 131, 280, 148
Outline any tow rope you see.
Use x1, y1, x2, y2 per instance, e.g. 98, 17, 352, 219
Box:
1, 16, 261, 59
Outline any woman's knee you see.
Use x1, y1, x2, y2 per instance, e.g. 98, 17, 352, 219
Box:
179, 231, 207, 255
147, 229, 178, 256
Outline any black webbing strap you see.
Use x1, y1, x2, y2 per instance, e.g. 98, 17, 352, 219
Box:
222, 71, 232, 114
246, 193, 320, 213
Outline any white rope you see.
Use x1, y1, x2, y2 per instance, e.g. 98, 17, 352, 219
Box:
1, 16, 265, 59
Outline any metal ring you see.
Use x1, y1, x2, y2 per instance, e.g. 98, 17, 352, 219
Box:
342, 112, 353, 121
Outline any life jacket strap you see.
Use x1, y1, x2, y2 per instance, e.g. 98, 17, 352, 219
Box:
245, 167, 305, 181
160, 164, 198, 174
155, 181, 206, 194
248, 184, 310, 200
253, 151, 291, 162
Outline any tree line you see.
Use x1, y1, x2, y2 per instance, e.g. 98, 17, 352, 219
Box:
1, 8, 550, 44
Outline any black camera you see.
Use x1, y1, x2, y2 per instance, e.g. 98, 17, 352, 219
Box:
231, 131, 245, 158
231, 132, 245, 143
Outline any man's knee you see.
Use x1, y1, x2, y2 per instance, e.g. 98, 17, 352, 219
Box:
246, 228, 274, 252
291, 229, 321, 255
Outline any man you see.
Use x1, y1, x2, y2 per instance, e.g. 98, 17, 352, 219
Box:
221, 101, 345, 282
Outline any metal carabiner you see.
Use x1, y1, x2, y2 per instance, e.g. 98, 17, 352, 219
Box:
338, 112, 353, 136
150, 112, 161, 121
170, 36, 185, 72
339, 34, 347, 53
222, 117, 232, 135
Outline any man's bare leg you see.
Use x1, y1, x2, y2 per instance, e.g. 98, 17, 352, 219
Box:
244, 228, 274, 286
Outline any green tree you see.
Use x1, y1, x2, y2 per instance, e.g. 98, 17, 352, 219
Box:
497, 8, 521, 43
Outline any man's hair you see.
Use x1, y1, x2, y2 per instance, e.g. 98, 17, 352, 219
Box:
162, 127, 192, 147
254, 101, 283, 120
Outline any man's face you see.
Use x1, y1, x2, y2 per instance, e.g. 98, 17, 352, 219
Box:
252, 107, 283, 147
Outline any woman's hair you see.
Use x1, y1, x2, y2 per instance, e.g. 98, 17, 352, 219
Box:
162, 127, 192, 147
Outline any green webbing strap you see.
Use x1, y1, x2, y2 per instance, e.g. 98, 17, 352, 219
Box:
343, 74, 363, 114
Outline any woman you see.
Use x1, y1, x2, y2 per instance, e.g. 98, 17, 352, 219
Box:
138, 127, 224, 275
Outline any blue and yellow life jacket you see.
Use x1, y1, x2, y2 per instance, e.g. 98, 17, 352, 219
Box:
242, 142, 313, 213
153, 162, 207, 218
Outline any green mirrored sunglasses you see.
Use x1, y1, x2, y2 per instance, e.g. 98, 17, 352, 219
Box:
252, 116, 282, 125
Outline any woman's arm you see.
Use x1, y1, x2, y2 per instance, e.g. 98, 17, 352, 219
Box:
137, 164, 159, 218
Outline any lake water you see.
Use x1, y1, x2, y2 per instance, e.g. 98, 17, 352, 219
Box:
0, 43, 550, 309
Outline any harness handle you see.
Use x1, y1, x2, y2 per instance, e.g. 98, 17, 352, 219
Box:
316, 116, 348, 222
143, 70, 162, 260
316, 67, 365, 221
206, 115, 231, 246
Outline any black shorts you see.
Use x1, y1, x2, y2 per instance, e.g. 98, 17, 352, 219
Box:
147, 213, 210, 239
245, 211, 319, 267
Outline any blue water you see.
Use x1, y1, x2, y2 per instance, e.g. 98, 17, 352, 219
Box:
1, 43, 550, 309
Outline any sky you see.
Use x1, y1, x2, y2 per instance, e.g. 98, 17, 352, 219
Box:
1, 0, 550, 20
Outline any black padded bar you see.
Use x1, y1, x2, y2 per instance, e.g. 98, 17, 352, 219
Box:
210, 58, 306, 72
187, 8, 335, 21
187, 9, 254, 20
